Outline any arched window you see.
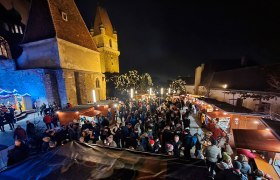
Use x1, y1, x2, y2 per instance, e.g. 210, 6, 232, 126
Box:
0, 36, 11, 59
109, 39, 112, 48
96, 78, 100, 88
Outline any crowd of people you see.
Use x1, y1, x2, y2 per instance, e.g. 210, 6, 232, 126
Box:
0, 104, 16, 132
2, 97, 274, 179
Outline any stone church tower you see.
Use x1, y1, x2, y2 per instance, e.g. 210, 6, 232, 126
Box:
91, 5, 120, 74
15, 0, 107, 106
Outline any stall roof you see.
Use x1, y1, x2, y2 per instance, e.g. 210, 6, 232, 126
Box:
233, 129, 280, 152
60, 104, 94, 112
199, 98, 253, 113
206, 111, 230, 119
262, 118, 280, 140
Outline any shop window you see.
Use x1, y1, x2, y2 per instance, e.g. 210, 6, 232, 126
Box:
62, 12, 68, 21
0, 36, 11, 59
14, 25, 19, 33
96, 78, 100, 88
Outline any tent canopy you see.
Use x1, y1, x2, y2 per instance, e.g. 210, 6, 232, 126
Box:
0, 141, 208, 179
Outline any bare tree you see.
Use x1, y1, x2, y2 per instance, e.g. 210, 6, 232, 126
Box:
267, 73, 280, 91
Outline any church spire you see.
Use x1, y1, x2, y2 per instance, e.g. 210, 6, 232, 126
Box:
93, 3, 114, 37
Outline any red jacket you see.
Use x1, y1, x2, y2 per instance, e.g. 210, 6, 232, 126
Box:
43, 115, 52, 124
14, 128, 27, 140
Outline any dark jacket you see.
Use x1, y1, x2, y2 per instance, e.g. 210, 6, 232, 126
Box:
215, 169, 248, 180
7, 145, 29, 166
26, 123, 36, 137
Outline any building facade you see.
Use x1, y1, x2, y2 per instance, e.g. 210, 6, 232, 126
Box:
188, 61, 280, 115
0, 0, 120, 108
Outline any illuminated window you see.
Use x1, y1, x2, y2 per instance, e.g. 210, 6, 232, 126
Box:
96, 78, 100, 88
14, 25, 19, 33
19, 26, 23, 34
0, 36, 11, 59
62, 12, 68, 21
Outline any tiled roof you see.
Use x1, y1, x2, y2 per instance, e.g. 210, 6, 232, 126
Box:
93, 6, 114, 37
207, 63, 280, 92
22, 0, 97, 51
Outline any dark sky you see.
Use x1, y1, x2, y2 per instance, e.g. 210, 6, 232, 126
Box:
75, 0, 280, 85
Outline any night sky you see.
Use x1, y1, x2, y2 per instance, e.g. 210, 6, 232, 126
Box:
78, 1, 280, 84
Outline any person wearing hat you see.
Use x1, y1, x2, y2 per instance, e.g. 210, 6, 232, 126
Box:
166, 143, 174, 156
204, 139, 222, 178
217, 152, 233, 172
215, 161, 248, 180
147, 139, 156, 153
237, 154, 252, 178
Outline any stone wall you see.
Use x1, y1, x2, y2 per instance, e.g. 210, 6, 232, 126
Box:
74, 71, 106, 104
93, 33, 120, 74
43, 70, 61, 105
17, 38, 60, 69
209, 89, 280, 114
57, 38, 101, 72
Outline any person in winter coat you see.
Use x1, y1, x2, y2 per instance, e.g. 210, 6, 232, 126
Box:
216, 152, 233, 172
7, 139, 29, 166
4, 112, 14, 130
183, 129, 194, 159
172, 135, 182, 157
237, 154, 252, 178
204, 140, 222, 177
43, 114, 52, 129
26, 121, 36, 138
0, 114, 5, 132
215, 161, 248, 180
14, 125, 27, 141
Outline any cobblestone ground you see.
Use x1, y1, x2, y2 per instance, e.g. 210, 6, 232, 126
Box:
188, 113, 207, 158
0, 113, 45, 147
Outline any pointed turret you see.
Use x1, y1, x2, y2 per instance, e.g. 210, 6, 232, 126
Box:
93, 5, 114, 37
92, 3, 120, 74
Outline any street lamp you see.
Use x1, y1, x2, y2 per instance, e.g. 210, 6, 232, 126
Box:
130, 88, 134, 99
149, 88, 152, 96
92, 90, 96, 103
160, 88, 164, 104
223, 84, 227, 102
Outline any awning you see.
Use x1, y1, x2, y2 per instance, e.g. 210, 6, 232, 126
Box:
0, 141, 209, 179
233, 129, 280, 152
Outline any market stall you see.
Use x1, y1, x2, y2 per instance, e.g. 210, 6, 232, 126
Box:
58, 105, 101, 126
0, 88, 32, 111
233, 129, 280, 179
206, 110, 231, 132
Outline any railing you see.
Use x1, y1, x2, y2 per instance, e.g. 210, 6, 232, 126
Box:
270, 112, 280, 121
